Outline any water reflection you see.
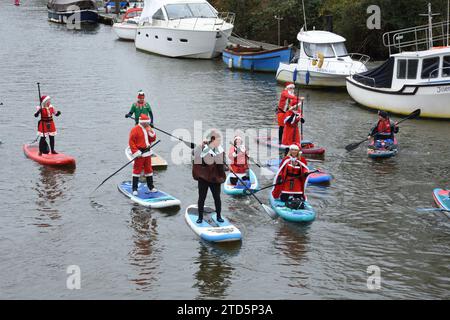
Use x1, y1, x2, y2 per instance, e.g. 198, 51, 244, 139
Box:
193, 244, 238, 300
33, 166, 73, 228
128, 207, 160, 291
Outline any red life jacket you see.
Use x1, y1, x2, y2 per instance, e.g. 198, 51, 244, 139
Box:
377, 119, 391, 135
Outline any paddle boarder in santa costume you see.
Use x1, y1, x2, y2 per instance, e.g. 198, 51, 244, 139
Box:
277, 83, 297, 145
281, 100, 304, 151
34, 95, 61, 156
129, 114, 157, 195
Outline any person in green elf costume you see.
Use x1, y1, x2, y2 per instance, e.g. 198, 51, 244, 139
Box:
125, 90, 154, 125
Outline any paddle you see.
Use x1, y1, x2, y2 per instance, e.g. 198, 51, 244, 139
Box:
129, 117, 195, 149
94, 140, 161, 191
34, 83, 49, 150
345, 109, 421, 152
224, 162, 277, 219
417, 208, 450, 213
244, 170, 320, 195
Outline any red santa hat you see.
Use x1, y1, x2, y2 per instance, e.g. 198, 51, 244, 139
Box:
40, 95, 51, 106
289, 143, 302, 152
137, 90, 145, 98
285, 82, 295, 89
139, 114, 151, 124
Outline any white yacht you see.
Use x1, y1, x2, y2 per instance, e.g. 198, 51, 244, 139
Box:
112, 7, 143, 40
135, 0, 235, 59
346, 5, 450, 119
276, 29, 369, 87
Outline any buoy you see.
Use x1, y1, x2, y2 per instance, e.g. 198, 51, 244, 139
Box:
228, 57, 233, 69
14, 0, 20, 6
317, 52, 324, 68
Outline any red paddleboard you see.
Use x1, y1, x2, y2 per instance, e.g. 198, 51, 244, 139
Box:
23, 144, 76, 168
255, 136, 325, 156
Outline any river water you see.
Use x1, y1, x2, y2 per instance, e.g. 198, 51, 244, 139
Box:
0, 1, 449, 300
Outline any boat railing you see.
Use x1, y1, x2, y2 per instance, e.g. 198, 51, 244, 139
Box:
349, 53, 371, 65
352, 74, 376, 87
383, 20, 450, 55
428, 66, 450, 81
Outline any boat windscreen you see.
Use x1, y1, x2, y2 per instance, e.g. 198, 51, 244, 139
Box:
333, 42, 348, 57
304, 43, 335, 58
165, 3, 217, 20
353, 57, 395, 88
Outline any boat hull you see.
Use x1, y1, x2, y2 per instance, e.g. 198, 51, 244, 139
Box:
222, 47, 292, 73
346, 77, 450, 119
135, 26, 233, 59
47, 9, 98, 24
113, 23, 137, 40
276, 63, 349, 87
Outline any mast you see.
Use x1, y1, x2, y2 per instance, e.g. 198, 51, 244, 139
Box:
302, 0, 307, 31
419, 3, 440, 49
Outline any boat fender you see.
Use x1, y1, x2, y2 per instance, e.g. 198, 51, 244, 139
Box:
317, 52, 324, 68
228, 57, 233, 69
238, 56, 242, 68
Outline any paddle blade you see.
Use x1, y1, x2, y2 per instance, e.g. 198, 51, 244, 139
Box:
262, 204, 278, 219
345, 140, 365, 152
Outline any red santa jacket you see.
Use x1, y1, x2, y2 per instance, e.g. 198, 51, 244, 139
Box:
228, 145, 249, 174
277, 90, 297, 126
129, 124, 156, 158
36, 105, 57, 134
281, 108, 303, 146
272, 156, 309, 199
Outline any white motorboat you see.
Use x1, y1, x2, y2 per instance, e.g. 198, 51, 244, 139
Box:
346, 4, 450, 119
135, 0, 235, 59
112, 7, 142, 40
276, 29, 369, 87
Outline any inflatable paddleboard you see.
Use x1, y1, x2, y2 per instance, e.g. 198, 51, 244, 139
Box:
185, 205, 242, 242
433, 188, 450, 211
23, 144, 76, 168
224, 169, 259, 195
266, 159, 332, 185
269, 194, 316, 222
367, 138, 398, 159
125, 146, 168, 169
256, 136, 325, 156
118, 181, 180, 208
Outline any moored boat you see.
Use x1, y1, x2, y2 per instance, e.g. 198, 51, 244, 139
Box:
346, 5, 450, 119
223, 43, 293, 73
47, 0, 99, 24
135, 0, 235, 59
112, 7, 143, 40
276, 29, 369, 87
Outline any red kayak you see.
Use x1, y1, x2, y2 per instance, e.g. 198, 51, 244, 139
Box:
23, 144, 76, 168
255, 136, 325, 156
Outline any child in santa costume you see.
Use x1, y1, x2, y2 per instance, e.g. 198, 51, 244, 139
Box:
125, 90, 154, 125
129, 114, 157, 195
228, 136, 249, 185
272, 143, 310, 209
34, 95, 61, 155
277, 83, 297, 145
281, 98, 305, 150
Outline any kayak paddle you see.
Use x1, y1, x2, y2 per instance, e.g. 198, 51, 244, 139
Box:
345, 109, 421, 152
94, 140, 161, 191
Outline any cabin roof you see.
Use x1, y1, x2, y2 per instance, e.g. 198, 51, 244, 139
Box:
391, 46, 450, 58
297, 30, 346, 44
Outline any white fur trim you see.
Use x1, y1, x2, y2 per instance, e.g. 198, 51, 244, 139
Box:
41, 96, 51, 106
144, 173, 153, 177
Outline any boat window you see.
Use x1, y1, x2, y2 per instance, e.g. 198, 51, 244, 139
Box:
152, 8, 166, 20
332, 42, 348, 57
421, 57, 440, 79
397, 60, 407, 79
187, 3, 216, 18
303, 43, 335, 58
165, 3, 217, 19
397, 59, 419, 79
443, 56, 450, 77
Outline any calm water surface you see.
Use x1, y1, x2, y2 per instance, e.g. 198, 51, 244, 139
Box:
0, 1, 449, 299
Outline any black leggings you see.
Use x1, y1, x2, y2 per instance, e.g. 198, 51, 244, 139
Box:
39, 136, 56, 153
278, 126, 284, 145
198, 180, 222, 216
